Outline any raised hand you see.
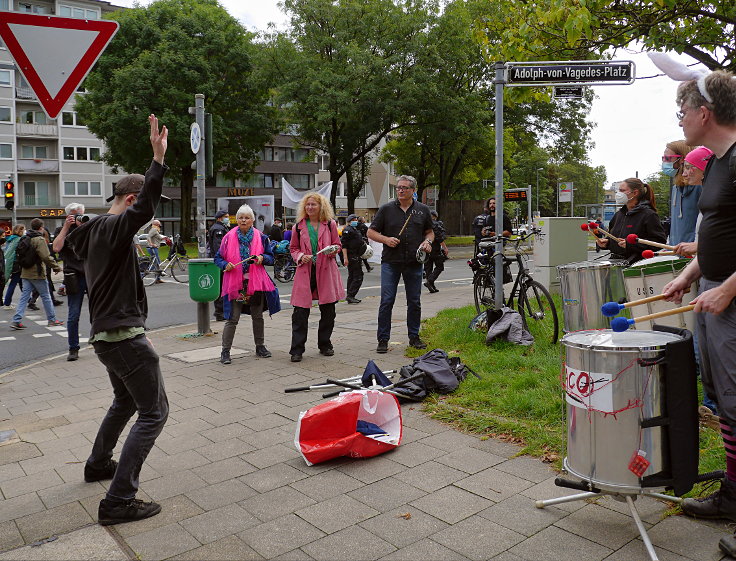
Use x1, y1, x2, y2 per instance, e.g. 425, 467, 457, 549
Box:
149, 114, 168, 165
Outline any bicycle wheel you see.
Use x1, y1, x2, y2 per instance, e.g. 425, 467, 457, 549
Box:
519, 280, 559, 345
141, 262, 159, 287
171, 256, 189, 283
281, 263, 295, 282
473, 271, 495, 314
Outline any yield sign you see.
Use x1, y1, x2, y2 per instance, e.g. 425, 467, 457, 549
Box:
0, 13, 118, 119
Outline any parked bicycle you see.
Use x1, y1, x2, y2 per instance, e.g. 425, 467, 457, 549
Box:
141, 234, 190, 286
468, 228, 559, 344
273, 252, 296, 283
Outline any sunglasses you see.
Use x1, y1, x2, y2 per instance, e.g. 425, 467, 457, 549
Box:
661, 155, 681, 163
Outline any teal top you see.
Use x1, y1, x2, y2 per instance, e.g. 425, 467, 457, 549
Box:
307, 220, 319, 262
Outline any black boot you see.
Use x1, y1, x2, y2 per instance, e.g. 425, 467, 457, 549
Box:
682, 478, 736, 522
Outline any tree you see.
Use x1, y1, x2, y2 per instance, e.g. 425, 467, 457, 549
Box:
646, 172, 671, 219
259, 0, 434, 210
76, 0, 276, 239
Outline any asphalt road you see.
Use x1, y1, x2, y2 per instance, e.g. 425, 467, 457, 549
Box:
0, 257, 477, 374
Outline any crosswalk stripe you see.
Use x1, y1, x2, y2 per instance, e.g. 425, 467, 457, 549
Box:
33, 333, 53, 338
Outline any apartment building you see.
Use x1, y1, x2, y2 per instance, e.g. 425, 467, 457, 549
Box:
0, 0, 124, 236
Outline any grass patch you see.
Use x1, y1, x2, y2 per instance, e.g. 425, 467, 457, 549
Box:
445, 236, 473, 246
417, 304, 724, 499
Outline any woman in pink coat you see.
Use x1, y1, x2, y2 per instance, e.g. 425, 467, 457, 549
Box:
289, 193, 345, 362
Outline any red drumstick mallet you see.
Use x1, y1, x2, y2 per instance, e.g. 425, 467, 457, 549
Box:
625, 234, 676, 251
641, 249, 655, 259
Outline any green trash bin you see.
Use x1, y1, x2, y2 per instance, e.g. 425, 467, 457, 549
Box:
189, 258, 221, 302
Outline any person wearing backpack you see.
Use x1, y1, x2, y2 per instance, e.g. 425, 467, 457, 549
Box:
2, 224, 25, 309
341, 214, 365, 304
423, 210, 449, 293
10, 218, 63, 330
207, 210, 230, 321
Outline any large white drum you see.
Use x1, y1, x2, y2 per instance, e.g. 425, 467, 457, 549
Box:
557, 260, 628, 332
623, 255, 697, 331
563, 329, 683, 493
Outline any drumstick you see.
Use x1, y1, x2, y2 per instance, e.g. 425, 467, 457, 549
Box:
626, 234, 676, 251
397, 214, 412, 237
611, 304, 695, 332
642, 249, 694, 259
589, 222, 623, 243
601, 288, 690, 317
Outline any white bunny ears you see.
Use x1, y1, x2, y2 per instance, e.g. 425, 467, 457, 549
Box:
647, 52, 713, 103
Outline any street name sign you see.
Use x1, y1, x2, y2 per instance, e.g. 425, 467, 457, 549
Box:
0, 12, 119, 119
506, 61, 635, 87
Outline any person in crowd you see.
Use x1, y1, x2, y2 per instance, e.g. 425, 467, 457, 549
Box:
341, 213, 365, 304
215, 204, 278, 364
68, 114, 168, 526
472, 197, 512, 255
665, 140, 699, 246
28, 224, 62, 309
2, 224, 25, 309
662, 139, 694, 193
52, 203, 88, 361
672, 146, 715, 257
595, 178, 666, 263
424, 210, 449, 293
207, 210, 230, 321
289, 193, 344, 362
283, 222, 293, 242
10, 218, 63, 330
368, 175, 434, 353
661, 71, 736, 557
147, 219, 164, 284
0, 231, 5, 304
356, 216, 373, 272
269, 217, 284, 242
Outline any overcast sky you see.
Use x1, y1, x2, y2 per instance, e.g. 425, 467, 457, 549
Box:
111, 0, 707, 189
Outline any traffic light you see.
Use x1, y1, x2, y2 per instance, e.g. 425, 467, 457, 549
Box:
4, 180, 14, 210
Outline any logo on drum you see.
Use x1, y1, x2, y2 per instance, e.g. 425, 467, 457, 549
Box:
565, 366, 613, 412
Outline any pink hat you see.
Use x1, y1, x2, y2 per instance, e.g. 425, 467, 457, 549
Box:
685, 146, 714, 171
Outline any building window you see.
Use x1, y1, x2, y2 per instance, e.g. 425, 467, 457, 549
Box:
18, 2, 49, 14
0, 106, 10, 122
0, 70, 11, 86
24, 181, 49, 206
59, 5, 98, 19
284, 174, 310, 190
61, 111, 85, 127
62, 146, 101, 161
0, 143, 12, 159
64, 181, 101, 196
215, 172, 234, 188
20, 110, 47, 125
261, 147, 273, 161
243, 173, 274, 189
0, 0, 8, 12
21, 145, 47, 159
318, 154, 330, 171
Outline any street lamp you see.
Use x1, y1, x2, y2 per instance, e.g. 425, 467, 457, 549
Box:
535, 167, 544, 216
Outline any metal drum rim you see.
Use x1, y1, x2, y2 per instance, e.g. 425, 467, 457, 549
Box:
562, 329, 682, 352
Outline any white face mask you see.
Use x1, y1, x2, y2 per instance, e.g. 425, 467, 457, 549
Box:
615, 191, 630, 205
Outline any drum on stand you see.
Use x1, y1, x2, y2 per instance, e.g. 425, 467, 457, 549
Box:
557, 260, 628, 332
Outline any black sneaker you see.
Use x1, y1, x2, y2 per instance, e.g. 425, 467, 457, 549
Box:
98, 497, 161, 526
67, 349, 79, 362
290, 354, 302, 362
255, 345, 272, 358
220, 350, 231, 365
27, 303, 39, 311
84, 459, 118, 483
409, 337, 427, 349
376, 340, 388, 354
682, 479, 736, 522
346, 296, 361, 304
320, 347, 335, 356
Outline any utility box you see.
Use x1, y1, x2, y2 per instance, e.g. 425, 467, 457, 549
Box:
533, 217, 588, 293
189, 258, 221, 302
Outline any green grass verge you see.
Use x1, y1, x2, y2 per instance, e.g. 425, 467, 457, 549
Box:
416, 304, 724, 500
445, 236, 473, 246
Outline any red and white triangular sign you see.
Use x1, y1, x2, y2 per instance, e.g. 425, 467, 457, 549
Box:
0, 13, 118, 119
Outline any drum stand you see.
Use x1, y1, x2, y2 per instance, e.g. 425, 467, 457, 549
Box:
535, 475, 682, 561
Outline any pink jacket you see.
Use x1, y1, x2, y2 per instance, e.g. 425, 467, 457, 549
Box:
290, 219, 345, 308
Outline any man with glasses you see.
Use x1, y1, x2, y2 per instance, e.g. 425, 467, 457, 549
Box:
662, 71, 736, 557
368, 175, 434, 353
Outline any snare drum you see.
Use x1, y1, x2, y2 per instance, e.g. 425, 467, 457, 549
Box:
557, 260, 628, 332
623, 255, 697, 331
563, 329, 683, 493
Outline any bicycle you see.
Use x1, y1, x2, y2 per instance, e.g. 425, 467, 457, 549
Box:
273, 252, 296, 283
468, 228, 559, 344
141, 234, 190, 286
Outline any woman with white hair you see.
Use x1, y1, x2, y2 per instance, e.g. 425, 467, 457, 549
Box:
214, 204, 280, 365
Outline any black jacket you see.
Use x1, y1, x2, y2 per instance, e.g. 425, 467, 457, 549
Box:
607, 201, 666, 263
268, 223, 284, 242
341, 224, 365, 257
207, 220, 229, 258
68, 160, 167, 337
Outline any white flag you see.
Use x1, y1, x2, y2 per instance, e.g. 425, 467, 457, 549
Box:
282, 178, 333, 209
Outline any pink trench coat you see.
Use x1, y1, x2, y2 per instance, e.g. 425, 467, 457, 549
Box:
289, 219, 345, 308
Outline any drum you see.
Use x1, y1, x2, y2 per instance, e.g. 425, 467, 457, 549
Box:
623, 255, 697, 331
563, 329, 683, 493
557, 260, 628, 332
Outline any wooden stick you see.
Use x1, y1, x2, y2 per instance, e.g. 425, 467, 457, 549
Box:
634, 304, 695, 324
591, 225, 622, 243
629, 236, 677, 251
397, 214, 412, 237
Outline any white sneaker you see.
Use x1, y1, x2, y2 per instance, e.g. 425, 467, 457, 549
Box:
2, 304, 15, 310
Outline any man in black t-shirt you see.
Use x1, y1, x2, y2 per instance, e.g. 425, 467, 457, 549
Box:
472, 197, 512, 255
663, 72, 736, 552
53, 203, 87, 361
368, 175, 434, 353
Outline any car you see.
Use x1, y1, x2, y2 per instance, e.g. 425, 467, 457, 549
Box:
513, 223, 530, 236
137, 233, 169, 247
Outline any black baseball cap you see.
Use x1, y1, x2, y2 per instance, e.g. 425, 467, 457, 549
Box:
106, 174, 145, 203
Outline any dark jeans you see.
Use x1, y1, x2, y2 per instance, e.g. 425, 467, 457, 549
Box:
346, 257, 364, 298
222, 292, 265, 350
290, 303, 336, 355
424, 252, 445, 284
377, 262, 423, 341
3, 272, 22, 305
66, 276, 87, 351
147, 247, 161, 279
88, 335, 169, 501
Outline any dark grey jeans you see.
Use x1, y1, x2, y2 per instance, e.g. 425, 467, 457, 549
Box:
87, 334, 169, 501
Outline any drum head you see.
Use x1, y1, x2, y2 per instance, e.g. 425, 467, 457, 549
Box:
563, 329, 682, 350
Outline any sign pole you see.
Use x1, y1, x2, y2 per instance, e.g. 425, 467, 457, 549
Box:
193, 94, 210, 335
494, 62, 505, 310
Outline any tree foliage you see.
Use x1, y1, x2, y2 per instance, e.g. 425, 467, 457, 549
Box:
76, 0, 276, 238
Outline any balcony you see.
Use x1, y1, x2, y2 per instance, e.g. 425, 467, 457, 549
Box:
17, 159, 59, 173
15, 85, 37, 100
16, 123, 58, 137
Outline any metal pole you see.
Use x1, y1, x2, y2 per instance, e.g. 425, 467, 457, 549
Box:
494, 62, 505, 310
194, 94, 210, 335
527, 185, 531, 225
535, 168, 541, 216
570, 183, 574, 217
556, 182, 559, 217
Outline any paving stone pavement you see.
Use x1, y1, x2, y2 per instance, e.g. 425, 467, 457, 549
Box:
0, 282, 730, 560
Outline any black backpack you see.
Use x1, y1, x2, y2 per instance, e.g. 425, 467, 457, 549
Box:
16, 232, 42, 271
